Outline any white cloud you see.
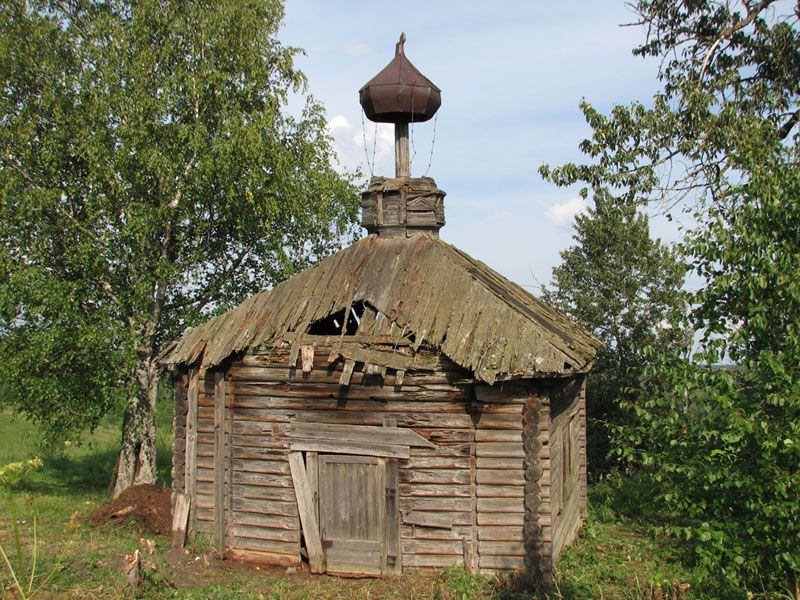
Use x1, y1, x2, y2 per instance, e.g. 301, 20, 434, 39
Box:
328, 115, 351, 130
342, 42, 372, 57
545, 197, 587, 225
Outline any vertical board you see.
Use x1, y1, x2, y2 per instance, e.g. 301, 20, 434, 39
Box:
385, 458, 400, 574
288, 452, 324, 573
185, 370, 199, 539
214, 370, 227, 552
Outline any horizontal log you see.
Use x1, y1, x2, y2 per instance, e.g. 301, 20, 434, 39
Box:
232, 396, 472, 415
400, 497, 472, 513
473, 413, 523, 430
232, 498, 298, 517
232, 484, 297, 503
478, 526, 524, 542
233, 447, 287, 461
478, 511, 525, 527
226, 548, 301, 568
289, 440, 409, 459
232, 511, 299, 531
478, 555, 526, 570
232, 472, 293, 488
283, 422, 434, 448
476, 457, 524, 470
476, 485, 525, 498
231, 362, 469, 387
399, 469, 471, 485
475, 430, 522, 442
295, 410, 475, 429
476, 442, 525, 458
477, 498, 523, 513
411, 429, 473, 444
475, 403, 525, 415
402, 526, 471, 541
232, 459, 290, 475
403, 511, 472, 528
402, 456, 471, 470
232, 380, 470, 402
401, 539, 463, 556
229, 536, 299, 556
233, 435, 289, 450
478, 541, 526, 556
228, 524, 300, 543
398, 483, 471, 498
402, 554, 463, 568
476, 469, 525, 485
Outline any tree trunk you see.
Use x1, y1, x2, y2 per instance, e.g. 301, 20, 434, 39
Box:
111, 358, 159, 497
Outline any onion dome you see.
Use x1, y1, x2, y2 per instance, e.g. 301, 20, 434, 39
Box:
359, 33, 441, 124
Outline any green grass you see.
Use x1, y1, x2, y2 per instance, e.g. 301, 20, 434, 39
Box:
0, 401, 752, 600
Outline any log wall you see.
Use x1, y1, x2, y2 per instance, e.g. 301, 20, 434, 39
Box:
548, 377, 586, 563
175, 343, 586, 576
172, 373, 188, 507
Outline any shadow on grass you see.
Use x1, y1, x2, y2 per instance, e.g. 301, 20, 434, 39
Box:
17, 432, 173, 498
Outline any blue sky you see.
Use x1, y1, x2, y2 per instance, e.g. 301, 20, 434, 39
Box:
280, 1, 669, 292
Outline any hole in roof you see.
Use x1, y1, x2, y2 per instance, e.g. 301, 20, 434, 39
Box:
307, 301, 366, 336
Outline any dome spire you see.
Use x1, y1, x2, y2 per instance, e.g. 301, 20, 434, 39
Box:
359, 33, 441, 177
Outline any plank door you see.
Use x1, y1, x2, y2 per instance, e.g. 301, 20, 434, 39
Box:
317, 454, 386, 575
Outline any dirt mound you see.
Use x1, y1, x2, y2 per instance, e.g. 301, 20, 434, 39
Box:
88, 484, 172, 536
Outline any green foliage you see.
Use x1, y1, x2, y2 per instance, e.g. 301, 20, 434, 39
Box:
436, 564, 489, 599
0, 0, 360, 448
540, 0, 800, 593
541, 192, 688, 476
0, 457, 61, 600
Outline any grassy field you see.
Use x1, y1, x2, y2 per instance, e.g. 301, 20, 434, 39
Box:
0, 402, 718, 600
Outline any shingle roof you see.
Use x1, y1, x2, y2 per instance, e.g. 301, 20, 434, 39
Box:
161, 235, 602, 384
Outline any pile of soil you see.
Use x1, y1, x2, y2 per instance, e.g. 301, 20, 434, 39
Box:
88, 484, 172, 535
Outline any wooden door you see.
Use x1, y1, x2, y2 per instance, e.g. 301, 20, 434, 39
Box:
318, 454, 386, 574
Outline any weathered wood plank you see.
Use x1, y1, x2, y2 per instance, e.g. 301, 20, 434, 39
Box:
288, 452, 324, 574
477, 526, 524, 542
476, 469, 525, 485
478, 541, 526, 556
227, 524, 300, 543
232, 511, 299, 531
477, 513, 524, 527
475, 442, 525, 458
476, 457, 524, 470
398, 483, 471, 497
289, 440, 409, 459
474, 430, 522, 442
186, 370, 199, 539
232, 472, 293, 488
401, 539, 463, 555
232, 459, 290, 475
402, 456, 471, 470
476, 485, 524, 498
477, 498, 523, 513
232, 497, 299, 517
232, 484, 296, 503
398, 469, 470, 485
214, 371, 226, 552
478, 555, 526, 570
385, 458, 400, 574
402, 511, 453, 529
399, 497, 472, 513
226, 548, 300, 568
283, 422, 434, 448
171, 493, 190, 549
402, 554, 463, 568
